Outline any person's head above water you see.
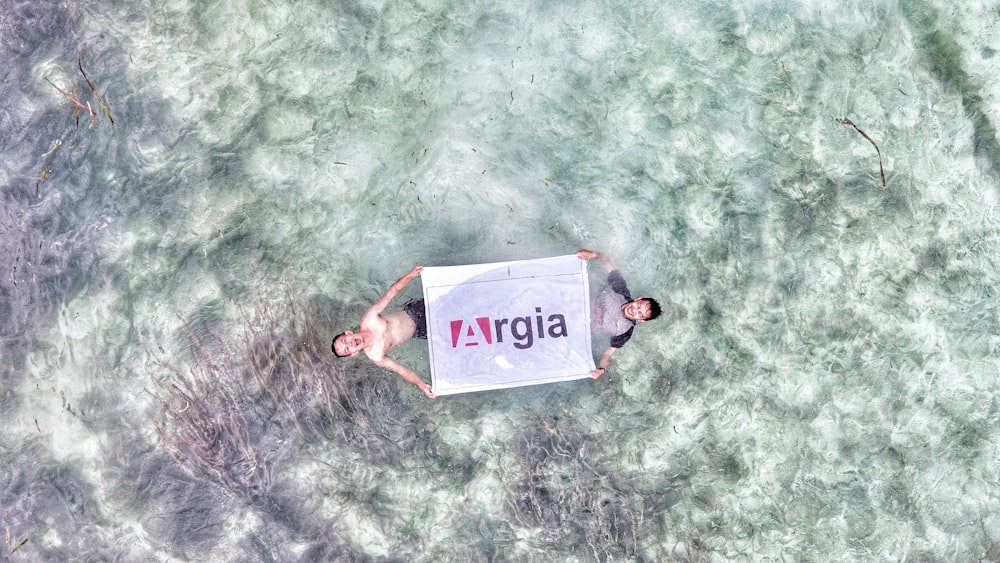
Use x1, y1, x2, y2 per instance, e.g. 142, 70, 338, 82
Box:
622, 297, 661, 322
331, 330, 364, 357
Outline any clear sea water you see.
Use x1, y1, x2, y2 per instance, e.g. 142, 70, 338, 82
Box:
3, 0, 1000, 560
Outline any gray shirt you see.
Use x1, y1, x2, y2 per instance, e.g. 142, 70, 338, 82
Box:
592, 270, 635, 348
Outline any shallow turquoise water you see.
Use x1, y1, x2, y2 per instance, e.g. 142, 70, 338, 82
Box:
3, 0, 1000, 560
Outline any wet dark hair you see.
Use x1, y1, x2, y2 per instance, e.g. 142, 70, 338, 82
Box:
643, 298, 662, 320
331, 332, 349, 357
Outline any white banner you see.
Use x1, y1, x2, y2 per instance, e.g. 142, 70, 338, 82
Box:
421, 255, 595, 396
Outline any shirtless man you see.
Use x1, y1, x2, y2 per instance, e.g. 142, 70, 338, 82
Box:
331, 265, 435, 398
577, 249, 661, 379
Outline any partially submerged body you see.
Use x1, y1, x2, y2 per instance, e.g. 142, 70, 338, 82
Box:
577, 249, 660, 379
332, 266, 434, 398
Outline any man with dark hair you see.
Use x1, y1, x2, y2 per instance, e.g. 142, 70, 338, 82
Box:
331, 265, 434, 398
577, 249, 661, 379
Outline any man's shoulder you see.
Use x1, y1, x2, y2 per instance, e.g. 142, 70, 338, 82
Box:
607, 270, 631, 298
360, 309, 389, 331
610, 324, 634, 348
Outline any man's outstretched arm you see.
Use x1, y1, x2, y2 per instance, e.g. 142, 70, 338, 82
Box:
577, 249, 616, 273
373, 355, 435, 398
589, 345, 619, 379
368, 265, 423, 317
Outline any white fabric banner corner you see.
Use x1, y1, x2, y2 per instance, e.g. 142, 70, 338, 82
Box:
421, 255, 595, 396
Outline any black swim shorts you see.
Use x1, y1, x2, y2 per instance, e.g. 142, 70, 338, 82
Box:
403, 298, 427, 339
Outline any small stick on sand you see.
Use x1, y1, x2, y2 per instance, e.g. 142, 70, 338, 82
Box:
45, 78, 96, 127
9, 537, 29, 555
837, 117, 886, 187
78, 44, 114, 124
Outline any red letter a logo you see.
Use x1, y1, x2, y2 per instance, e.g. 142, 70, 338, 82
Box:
450, 317, 493, 347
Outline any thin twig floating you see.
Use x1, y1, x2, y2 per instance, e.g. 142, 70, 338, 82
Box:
45, 78, 96, 128
9, 537, 29, 555
41, 139, 62, 158
837, 117, 886, 187
78, 44, 114, 124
